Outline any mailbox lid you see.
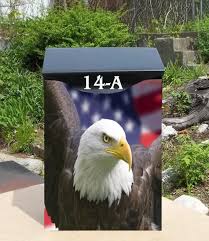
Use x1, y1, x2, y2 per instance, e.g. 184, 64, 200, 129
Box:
42, 47, 164, 83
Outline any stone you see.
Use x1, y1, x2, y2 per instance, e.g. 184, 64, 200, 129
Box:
175, 50, 199, 66
154, 38, 175, 66
154, 37, 199, 66
173, 37, 194, 52
198, 76, 208, 80
162, 168, 179, 192
0, 152, 43, 175
162, 123, 177, 140
174, 195, 209, 215
197, 124, 208, 134
201, 139, 209, 145
15, 158, 43, 175
32, 144, 44, 159
0, 37, 9, 50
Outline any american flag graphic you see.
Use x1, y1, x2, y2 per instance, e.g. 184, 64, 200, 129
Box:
69, 79, 161, 147
131, 79, 162, 147
44, 79, 162, 228
69, 88, 141, 145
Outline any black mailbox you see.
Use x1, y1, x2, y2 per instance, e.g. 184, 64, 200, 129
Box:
43, 47, 164, 231
43, 47, 164, 88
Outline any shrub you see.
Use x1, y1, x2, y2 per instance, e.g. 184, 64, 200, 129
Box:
8, 5, 133, 70
196, 18, 209, 63
183, 17, 209, 63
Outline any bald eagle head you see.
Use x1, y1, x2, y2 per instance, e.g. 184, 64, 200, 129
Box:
73, 119, 134, 206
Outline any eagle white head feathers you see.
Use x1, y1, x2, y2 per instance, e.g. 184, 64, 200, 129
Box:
73, 119, 134, 206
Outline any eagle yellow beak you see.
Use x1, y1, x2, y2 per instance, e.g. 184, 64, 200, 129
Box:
105, 137, 132, 170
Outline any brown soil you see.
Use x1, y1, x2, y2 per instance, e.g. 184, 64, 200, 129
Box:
167, 175, 209, 208
188, 128, 209, 142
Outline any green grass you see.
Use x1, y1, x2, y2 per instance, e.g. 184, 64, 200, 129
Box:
163, 62, 208, 87
4, 120, 35, 153
0, 51, 43, 153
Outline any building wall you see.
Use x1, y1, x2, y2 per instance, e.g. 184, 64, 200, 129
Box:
0, 0, 50, 17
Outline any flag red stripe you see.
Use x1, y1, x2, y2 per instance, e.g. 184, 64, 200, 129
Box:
133, 90, 162, 115
140, 131, 161, 147
44, 209, 52, 227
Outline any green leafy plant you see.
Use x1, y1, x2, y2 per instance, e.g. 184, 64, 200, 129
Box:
163, 135, 209, 192
174, 140, 209, 192
170, 91, 192, 115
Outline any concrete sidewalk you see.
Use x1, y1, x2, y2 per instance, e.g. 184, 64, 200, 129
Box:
0, 184, 209, 241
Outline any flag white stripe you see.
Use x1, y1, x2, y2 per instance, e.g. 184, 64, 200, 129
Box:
132, 80, 161, 98
140, 109, 161, 133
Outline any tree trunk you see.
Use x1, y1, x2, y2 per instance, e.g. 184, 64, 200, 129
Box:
163, 77, 209, 130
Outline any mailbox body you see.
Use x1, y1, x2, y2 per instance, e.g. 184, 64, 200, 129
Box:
43, 47, 164, 230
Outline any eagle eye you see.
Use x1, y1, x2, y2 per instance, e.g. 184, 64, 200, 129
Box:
103, 133, 111, 143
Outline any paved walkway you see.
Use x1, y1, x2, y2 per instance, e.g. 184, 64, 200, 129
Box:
1, 185, 209, 241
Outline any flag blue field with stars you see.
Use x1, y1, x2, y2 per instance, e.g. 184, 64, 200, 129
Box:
68, 87, 141, 145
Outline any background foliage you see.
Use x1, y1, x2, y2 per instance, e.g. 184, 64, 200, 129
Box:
0, 5, 133, 151
8, 5, 133, 70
